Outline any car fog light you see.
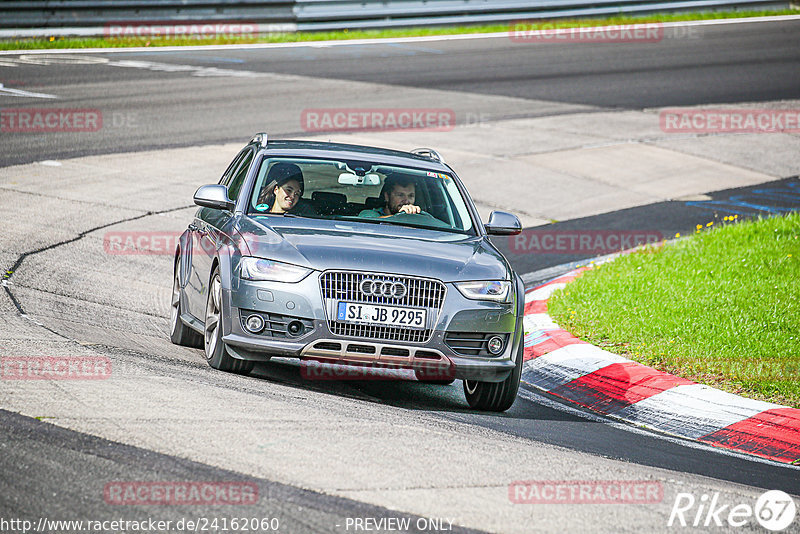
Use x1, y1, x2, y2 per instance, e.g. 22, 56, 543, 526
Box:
245, 314, 265, 333
487, 336, 504, 355
287, 320, 304, 336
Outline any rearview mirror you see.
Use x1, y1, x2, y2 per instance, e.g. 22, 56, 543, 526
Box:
194, 184, 235, 211
484, 211, 522, 236
338, 173, 381, 186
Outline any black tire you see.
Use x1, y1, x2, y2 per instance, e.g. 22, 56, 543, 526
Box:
204, 267, 254, 375
414, 368, 456, 385
463, 339, 523, 412
170, 266, 203, 348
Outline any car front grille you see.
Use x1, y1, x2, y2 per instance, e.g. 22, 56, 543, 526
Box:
319, 271, 446, 343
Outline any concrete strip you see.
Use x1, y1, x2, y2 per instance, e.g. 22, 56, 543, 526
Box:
520, 143, 775, 214
654, 131, 800, 179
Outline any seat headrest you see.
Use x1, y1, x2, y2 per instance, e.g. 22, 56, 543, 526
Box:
312, 191, 347, 205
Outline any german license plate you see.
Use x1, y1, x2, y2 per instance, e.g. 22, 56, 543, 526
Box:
337, 302, 426, 329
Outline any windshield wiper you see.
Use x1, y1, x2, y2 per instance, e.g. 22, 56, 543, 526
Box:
337, 216, 465, 234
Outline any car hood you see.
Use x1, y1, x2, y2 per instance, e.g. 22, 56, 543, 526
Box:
237, 216, 510, 281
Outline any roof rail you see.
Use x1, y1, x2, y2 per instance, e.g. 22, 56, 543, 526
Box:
411, 148, 445, 164
250, 132, 268, 148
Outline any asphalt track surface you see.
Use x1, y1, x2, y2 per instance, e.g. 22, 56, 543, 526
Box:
0, 18, 799, 167
1, 18, 800, 534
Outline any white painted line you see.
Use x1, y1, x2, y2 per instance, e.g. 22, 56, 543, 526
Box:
0, 83, 57, 99
0, 15, 798, 55
524, 283, 566, 303
614, 383, 786, 439
523, 313, 560, 333
0, 54, 304, 80
524, 343, 629, 391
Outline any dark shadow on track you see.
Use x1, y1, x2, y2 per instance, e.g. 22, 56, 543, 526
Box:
0, 409, 486, 534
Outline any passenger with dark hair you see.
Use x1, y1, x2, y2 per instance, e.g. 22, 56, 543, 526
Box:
255, 162, 316, 216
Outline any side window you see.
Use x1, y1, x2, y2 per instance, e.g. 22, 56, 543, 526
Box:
227, 149, 254, 202
219, 149, 248, 186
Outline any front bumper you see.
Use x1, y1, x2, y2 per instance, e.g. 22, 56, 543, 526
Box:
224, 330, 516, 382
221, 272, 521, 382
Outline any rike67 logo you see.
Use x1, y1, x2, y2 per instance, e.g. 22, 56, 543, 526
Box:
668, 490, 796, 531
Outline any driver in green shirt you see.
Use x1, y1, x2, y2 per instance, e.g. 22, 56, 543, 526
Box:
359, 175, 423, 218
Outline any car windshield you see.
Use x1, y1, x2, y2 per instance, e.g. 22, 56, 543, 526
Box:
247, 157, 476, 234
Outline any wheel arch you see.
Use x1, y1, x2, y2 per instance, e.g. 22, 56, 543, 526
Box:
174, 229, 192, 287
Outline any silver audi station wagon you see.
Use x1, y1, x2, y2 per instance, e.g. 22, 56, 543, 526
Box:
171, 134, 524, 411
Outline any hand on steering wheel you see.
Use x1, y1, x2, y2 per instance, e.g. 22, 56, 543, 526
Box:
397, 204, 421, 215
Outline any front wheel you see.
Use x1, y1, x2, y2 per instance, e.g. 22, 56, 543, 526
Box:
204, 268, 254, 375
463, 341, 522, 412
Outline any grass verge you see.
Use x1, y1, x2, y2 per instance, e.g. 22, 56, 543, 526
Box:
548, 213, 800, 408
1, 9, 797, 50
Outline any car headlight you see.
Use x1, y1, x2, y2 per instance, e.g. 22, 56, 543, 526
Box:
239, 257, 311, 283
455, 281, 511, 303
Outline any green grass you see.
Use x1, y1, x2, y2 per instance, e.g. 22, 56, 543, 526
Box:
1, 8, 797, 50
549, 213, 800, 408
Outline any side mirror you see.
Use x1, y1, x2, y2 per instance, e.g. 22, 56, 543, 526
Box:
194, 184, 235, 211
484, 211, 522, 236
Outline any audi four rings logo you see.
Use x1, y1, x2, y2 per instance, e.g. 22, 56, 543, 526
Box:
360, 279, 407, 299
